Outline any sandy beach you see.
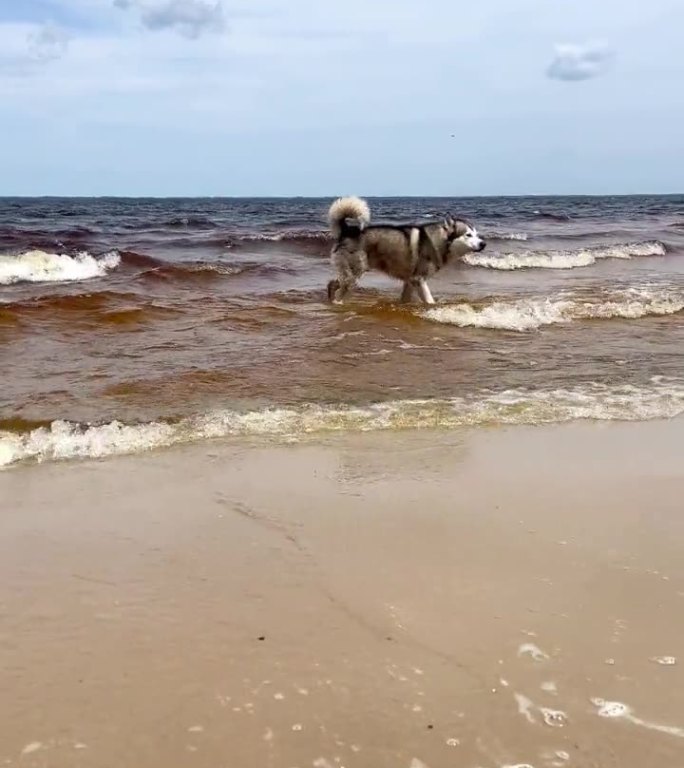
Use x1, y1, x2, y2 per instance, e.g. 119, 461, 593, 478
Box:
1, 419, 683, 767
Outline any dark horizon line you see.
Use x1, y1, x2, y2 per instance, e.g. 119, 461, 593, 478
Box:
1, 191, 683, 200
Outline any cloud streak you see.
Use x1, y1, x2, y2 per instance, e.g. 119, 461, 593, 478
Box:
547, 42, 613, 82
114, 0, 226, 39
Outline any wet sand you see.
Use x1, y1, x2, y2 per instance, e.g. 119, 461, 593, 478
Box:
1, 420, 683, 767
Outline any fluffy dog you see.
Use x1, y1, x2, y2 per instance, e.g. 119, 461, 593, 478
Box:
326, 196, 486, 304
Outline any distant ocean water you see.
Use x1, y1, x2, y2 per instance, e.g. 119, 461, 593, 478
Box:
1, 195, 683, 467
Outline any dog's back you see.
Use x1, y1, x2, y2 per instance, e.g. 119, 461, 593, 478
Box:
359, 225, 415, 281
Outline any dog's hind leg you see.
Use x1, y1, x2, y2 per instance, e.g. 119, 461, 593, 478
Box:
328, 246, 366, 304
327, 279, 341, 303
327, 267, 359, 304
400, 281, 415, 303
415, 278, 435, 305
331, 276, 358, 303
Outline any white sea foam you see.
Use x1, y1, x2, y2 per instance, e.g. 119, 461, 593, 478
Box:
465, 251, 595, 270
465, 241, 666, 270
0, 250, 121, 285
423, 286, 684, 331
592, 698, 684, 738
21, 743, 43, 756
514, 693, 537, 724
541, 708, 568, 728
490, 232, 529, 241
2, 379, 683, 468
238, 231, 328, 242
502, 764, 535, 768
518, 643, 550, 662
501, 763, 534, 768
514, 690, 567, 729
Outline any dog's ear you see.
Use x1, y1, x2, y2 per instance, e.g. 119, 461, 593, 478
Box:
443, 215, 455, 230
452, 220, 470, 237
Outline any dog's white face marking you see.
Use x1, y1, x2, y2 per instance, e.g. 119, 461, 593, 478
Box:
451, 224, 486, 255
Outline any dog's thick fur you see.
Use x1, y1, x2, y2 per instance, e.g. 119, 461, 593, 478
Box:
326, 197, 486, 304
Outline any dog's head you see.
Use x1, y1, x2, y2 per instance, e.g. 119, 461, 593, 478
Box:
443, 216, 486, 255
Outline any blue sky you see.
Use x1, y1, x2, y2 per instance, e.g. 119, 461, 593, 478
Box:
0, 0, 682, 196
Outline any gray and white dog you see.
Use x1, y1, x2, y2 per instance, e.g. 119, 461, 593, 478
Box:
326, 197, 486, 304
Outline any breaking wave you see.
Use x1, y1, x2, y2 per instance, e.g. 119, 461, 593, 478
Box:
2, 379, 684, 468
489, 232, 529, 242
237, 229, 329, 243
465, 241, 667, 270
423, 286, 684, 331
0, 250, 121, 285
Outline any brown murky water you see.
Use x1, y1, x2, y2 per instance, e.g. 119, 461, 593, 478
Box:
1, 195, 683, 466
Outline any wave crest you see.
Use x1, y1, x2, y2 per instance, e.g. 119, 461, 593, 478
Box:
238, 229, 329, 243
423, 286, 684, 331
2, 380, 683, 467
489, 232, 529, 242
533, 210, 571, 222
0, 250, 121, 285
465, 241, 666, 270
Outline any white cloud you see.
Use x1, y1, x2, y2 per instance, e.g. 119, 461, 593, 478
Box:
114, 0, 226, 38
0, 23, 69, 75
547, 42, 613, 82
28, 24, 70, 62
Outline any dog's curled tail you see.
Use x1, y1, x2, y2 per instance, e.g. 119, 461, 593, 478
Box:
328, 196, 371, 238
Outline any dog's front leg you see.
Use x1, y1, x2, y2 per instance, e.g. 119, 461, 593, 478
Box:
415, 278, 435, 305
